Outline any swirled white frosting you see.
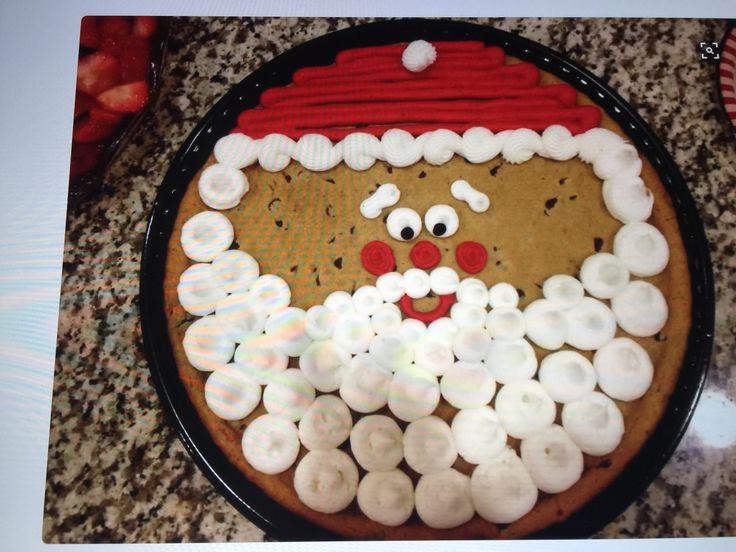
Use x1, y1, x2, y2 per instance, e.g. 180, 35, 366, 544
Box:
213, 126, 640, 175
402, 40, 437, 72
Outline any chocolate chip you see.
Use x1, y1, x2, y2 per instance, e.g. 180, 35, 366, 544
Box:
284, 173, 292, 183
418, 170, 427, 179
490, 164, 502, 177
316, 275, 321, 286
594, 237, 604, 252
432, 223, 447, 237
517, 288, 526, 298
275, 219, 283, 227
545, 197, 558, 210
349, 226, 355, 235
327, 235, 336, 244
325, 178, 335, 184
290, 265, 298, 272
569, 195, 578, 200
495, 260, 502, 266
387, 166, 393, 174
559, 177, 568, 185
326, 204, 335, 217
334, 257, 343, 269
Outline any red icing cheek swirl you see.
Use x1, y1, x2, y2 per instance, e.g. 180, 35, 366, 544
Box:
409, 240, 441, 269
361, 240, 396, 276
456, 241, 488, 274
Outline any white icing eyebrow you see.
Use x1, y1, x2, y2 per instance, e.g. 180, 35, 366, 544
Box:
360, 183, 401, 219
450, 179, 490, 213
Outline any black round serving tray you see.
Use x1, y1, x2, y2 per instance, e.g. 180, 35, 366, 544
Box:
140, 19, 714, 541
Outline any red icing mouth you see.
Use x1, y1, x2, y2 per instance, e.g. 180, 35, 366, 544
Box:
399, 293, 456, 323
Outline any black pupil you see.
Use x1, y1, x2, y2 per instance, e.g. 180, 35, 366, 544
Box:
400, 227, 414, 240
432, 222, 447, 236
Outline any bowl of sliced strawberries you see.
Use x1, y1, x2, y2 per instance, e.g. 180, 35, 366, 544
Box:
70, 16, 168, 206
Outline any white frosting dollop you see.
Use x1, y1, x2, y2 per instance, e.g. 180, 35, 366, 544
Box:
258, 133, 296, 172
292, 133, 343, 172
502, 128, 546, 164
423, 129, 462, 166
401, 40, 437, 72
541, 125, 578, 161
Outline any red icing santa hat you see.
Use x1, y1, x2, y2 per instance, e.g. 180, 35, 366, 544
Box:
234, 40, 600, 140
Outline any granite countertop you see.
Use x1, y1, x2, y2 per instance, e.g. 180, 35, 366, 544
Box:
44, 17, 736, 543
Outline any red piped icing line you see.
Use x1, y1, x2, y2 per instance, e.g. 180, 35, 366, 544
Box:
261, 82, 576, 108
335, 41, 488, 65
399, 293, 456, 323
233, 43, 601, 139
293, 55, 509, 84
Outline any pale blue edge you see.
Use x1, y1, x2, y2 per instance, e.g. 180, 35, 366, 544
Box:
0, 0, 733, 551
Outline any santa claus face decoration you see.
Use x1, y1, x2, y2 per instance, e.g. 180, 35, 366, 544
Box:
173, 38, 670, 532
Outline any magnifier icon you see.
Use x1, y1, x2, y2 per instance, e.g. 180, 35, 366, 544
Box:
705, 46, 715, 55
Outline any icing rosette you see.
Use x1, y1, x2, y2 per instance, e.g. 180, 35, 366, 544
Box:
455, 241, 488, 274
361, 241, 396, 276
410, 240, 442, 269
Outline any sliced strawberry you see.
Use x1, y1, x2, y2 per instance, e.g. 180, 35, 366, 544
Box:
99, 36, 150, 81
99, 36, 124, 55
77, 52, 122, 96
98, 16, 132, 38
122, 38, 151, 81
74, 91, 96, 118
79, 16, 100, 49
73, 108, 123, 143
132, 16, 157, 38
96, 80, 149, 113
70, 142, 104, 177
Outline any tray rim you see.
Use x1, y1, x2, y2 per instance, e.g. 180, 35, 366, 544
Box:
140, 18, 714, 541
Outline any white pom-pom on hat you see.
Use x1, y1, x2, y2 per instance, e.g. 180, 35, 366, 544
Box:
402, 40, 437, 72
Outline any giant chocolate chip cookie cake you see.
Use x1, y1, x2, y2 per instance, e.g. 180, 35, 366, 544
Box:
162, 35, 691, 539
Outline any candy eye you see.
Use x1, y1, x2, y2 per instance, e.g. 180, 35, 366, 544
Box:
424, 205, 459, 238
386, 208, 422, 242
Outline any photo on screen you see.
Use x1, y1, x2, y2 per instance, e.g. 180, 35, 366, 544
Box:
44, 15, 735, 543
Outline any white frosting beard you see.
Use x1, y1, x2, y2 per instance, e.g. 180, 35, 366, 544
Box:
180, 126, 671, 529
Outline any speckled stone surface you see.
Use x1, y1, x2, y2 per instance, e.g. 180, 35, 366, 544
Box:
44, 17, 736, 543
